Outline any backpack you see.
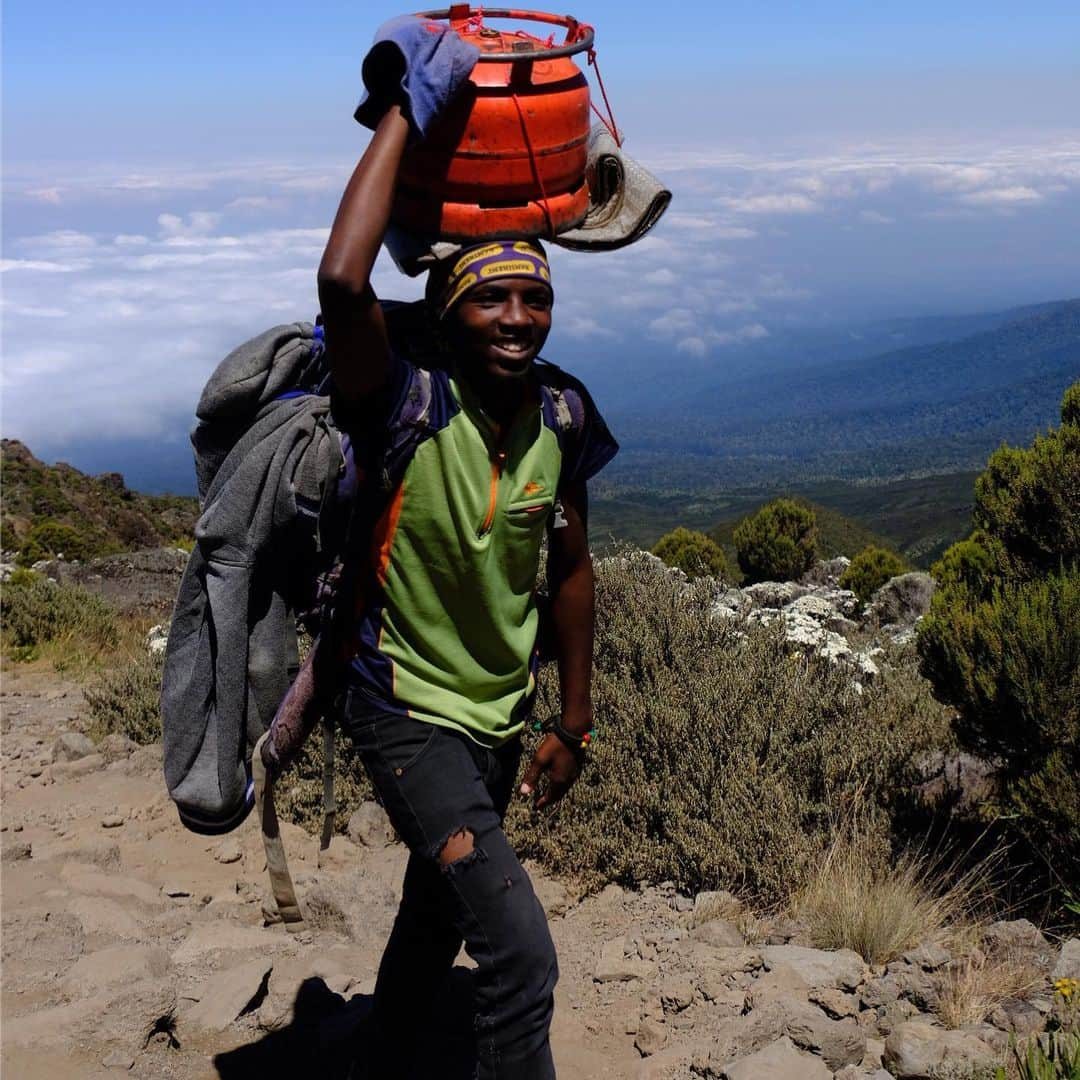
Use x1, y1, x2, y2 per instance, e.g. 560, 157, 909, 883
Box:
163, 304, 586, 928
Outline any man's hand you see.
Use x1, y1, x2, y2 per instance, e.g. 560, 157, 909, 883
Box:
519, 733, 582, 809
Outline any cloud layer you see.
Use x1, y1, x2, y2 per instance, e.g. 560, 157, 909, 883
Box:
3, 136, 1079, 457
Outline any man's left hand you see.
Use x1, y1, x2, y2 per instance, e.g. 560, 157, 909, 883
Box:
519, 734, 581, 809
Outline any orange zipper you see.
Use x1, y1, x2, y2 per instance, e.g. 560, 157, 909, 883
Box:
479, 448, 507, 538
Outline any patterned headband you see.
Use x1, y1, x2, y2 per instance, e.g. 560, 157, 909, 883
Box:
429, 240, 553, 319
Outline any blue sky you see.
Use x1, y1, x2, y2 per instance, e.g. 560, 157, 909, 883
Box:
3, 2, 1080, 484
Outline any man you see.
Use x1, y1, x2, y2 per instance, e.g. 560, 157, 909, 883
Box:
318, 54, 616, 1080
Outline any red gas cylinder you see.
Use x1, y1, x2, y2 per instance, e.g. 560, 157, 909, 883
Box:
394, 6, 594, 241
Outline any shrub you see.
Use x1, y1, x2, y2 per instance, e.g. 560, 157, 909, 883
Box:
1, 576, 119, 660
840, 545, 910, 603
85, 651, 164, 744
652, 527, 729, 580
274, 723, 374, 837
733, 498, 817, 584
919, 379, 1080, 892
18, 520, 99, 565
796, 835, 985, 966
505, 550, 951, 900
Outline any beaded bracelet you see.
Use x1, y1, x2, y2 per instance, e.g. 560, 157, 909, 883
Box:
532, 717, 595, 761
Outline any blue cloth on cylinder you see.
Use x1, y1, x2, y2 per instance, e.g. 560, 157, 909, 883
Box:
354, 15, 480, 141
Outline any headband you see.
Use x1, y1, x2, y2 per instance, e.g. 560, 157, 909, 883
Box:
427, 240, 553, 319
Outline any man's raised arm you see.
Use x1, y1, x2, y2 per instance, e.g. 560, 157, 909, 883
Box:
317, 105, 410, 408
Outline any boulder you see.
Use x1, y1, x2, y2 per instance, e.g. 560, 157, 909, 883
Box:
761, 946, 865, 991
883, 1020, 997, 1078
743, 582, 809, 609
982, 918, 1048, 954
182, 958, 274, 1034
51, 731, 96, 762
865, 573, 935, 628
693, 920, 745, 949
719, 1036, 831, 1080
660, 977, 695, 1014
347, 802, 394, 848
97, 733, 139, 763
902, 943, 952, 971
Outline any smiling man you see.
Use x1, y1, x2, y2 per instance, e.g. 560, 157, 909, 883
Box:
317, 92, 617, 1080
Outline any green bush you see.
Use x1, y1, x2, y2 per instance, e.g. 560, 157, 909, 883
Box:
1, 576, 119, 659
919, 379, 1080, 888
733, 498, 817, 584
505, 551, 951, 900
18, 520, 99, 565
652, 527, 730, 580
85, 651, 164, 744
840, 545, 910, 603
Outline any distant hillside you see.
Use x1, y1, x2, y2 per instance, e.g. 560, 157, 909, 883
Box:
601, 298, 1080, 489
1, 440, 198, 564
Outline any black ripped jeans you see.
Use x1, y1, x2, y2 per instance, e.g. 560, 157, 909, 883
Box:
342, 689, 558, 1080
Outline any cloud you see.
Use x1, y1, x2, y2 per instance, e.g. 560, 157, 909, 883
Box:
717, 192, 821, 215
26, 186, 62, 204
677, 336, 707, 357
859, 209, 896, 224
958, 185, 1043, 205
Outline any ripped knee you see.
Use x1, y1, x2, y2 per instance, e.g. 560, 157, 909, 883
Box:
437, 827, 475, 867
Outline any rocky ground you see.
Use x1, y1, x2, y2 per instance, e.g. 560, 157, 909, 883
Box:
3, 663, 1078, 1080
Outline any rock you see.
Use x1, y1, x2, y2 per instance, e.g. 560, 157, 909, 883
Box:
635, 1017, 668, 1056
783, 1000, 867, 1069
102, 1049, 136, 1070
50, 753, 105, 780
347, 801, 394, 848
660, 978, 695, 1014
808, 987, 859, 1019
182, 958, 274, 1034
983, 918, 1049, 954
883, 1020, 997, 1078
861, 976, 900, 1010
255, 953, 358, 1031
98, 733, 139, 763
672, 894, 695, 913
761, 946, 865, 991
101, 813, 125, 828
1053, 938, 1080, 981
65, 945, 169, 993
695, 948, 765, 976
787, 593, 851, 631
162, 883, 192, 898
693, 920, 745, 948
743, 581, 810, 609
66, 895, 143, 938
594, 938, 655, 983
902, 943, 952, 971
800, 557, 851, 588
720, 1036, 832, 1080
214, 839, 243, 864
172, 923, 285, 965
988, 998, 1044, 1037
865, 573, 935, 628
52, 731, 96, 762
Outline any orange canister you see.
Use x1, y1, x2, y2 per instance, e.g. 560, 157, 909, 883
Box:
394, 6, 594, 240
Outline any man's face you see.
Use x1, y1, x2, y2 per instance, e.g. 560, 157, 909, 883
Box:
449, 277, 554, 380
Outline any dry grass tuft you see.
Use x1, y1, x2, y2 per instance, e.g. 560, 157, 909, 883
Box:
796, 831, 999, 966
936, 949, 1043, 1030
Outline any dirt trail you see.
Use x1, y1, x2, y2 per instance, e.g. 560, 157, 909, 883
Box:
0, 664, 642, 1080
